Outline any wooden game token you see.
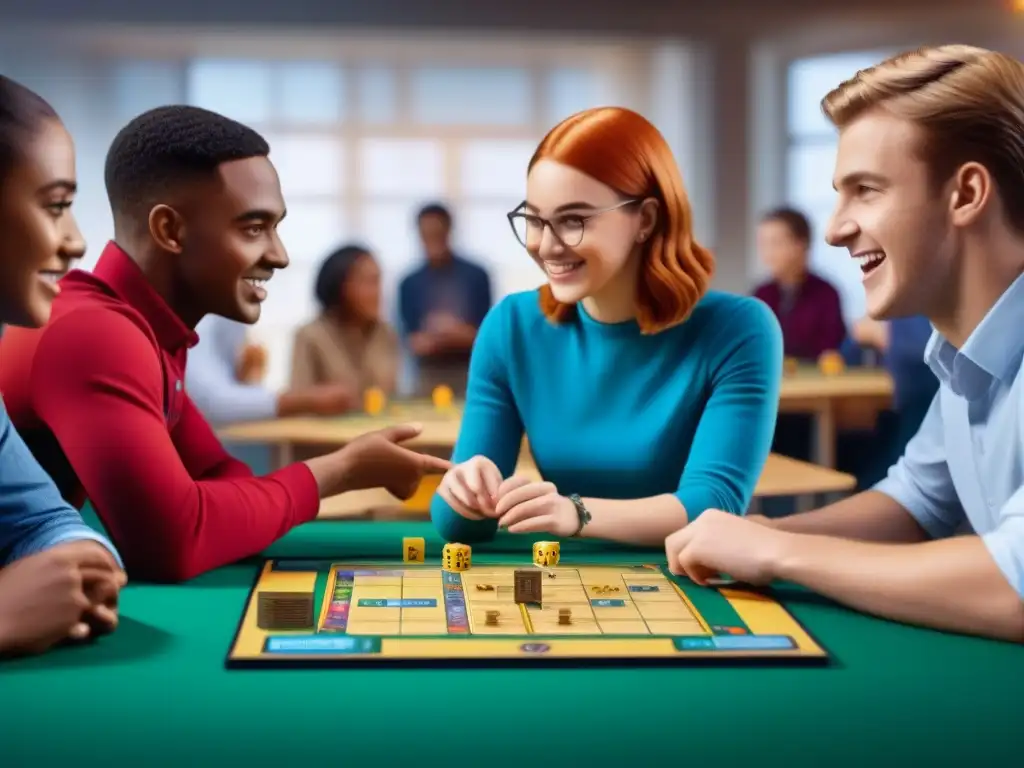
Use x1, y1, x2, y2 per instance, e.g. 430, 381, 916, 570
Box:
363, 386, 386, 415
431, 385, 454, 410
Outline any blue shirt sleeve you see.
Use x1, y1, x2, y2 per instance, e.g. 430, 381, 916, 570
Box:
873, 392, 965, 537
186, 316, 277, 426
0, 402, 121, 566
673, 298, 783, 519
430, 299, 524, 543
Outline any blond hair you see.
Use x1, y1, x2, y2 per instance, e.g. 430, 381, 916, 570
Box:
822, 45, 1024, 232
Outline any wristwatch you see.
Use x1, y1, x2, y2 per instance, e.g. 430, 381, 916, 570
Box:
567, 494, 591, 537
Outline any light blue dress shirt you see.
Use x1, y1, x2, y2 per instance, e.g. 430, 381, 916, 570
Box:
875, 273, 1024, 597
0, 400, 119, 566
186, 316, 277, 426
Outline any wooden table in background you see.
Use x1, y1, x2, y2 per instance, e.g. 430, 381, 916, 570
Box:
220, 394, 858, 518
316, 453, 855, 520
778, 367, 894, 467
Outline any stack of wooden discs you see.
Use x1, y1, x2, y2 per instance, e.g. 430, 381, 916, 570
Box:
256, 591, 314, 630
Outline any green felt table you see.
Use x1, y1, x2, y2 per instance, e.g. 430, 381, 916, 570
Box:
1, 521, 1020, 767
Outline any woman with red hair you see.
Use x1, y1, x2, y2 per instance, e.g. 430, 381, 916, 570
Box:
431, 107, 782, 546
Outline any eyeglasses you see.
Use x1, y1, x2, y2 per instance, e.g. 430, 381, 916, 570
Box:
506, 199, 641, 249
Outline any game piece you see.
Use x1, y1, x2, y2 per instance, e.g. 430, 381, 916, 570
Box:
514, 569, 542, 604
533, 541, 560, 567
442, 542, 471, 572
817, 350, 845, 376
783, 357, 798, 376
431, 384, 454, 410
256, 590, 314, 630
363, 386, 387, 415
229, 560, 830, 667
403, 536, 425, 564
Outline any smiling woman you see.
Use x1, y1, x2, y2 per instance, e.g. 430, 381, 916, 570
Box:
432, 107, 783, 549
0, 75, 85, 329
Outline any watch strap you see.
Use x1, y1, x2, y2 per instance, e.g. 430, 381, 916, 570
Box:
568, 493, 591, 537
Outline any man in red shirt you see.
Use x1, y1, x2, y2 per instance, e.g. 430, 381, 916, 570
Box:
0, 105, 451, 583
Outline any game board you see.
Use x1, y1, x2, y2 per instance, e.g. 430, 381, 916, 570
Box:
226, 558, 828, 666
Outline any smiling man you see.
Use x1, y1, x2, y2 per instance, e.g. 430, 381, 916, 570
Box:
665, 45, 1024, 643
0, 106, 451, 582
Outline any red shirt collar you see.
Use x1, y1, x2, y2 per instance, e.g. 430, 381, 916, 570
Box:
90, 241, 199, 352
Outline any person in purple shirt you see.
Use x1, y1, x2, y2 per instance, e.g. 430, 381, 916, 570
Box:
0, 75, 124, 658
753, 208, 848, 500
398, 203, 492, 397
753, 206, 846, 361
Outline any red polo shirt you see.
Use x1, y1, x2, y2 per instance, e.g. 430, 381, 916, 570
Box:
0, 243, 319, 582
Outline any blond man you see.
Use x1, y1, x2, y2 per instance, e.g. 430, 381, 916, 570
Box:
666, 45, 1024, 643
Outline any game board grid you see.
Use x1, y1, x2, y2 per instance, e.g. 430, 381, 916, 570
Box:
321, 564, 709, 637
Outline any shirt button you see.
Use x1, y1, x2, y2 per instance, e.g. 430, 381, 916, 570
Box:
175, 380, 182, 392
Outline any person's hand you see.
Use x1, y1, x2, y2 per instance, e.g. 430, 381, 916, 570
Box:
852, 317, 889, 351
664, 509, 792, 586
437, 456, 504, 520
0, 541, 126, 657
409, 332, 438, 357
493, 475, 578, 536
336, 424, 453, 499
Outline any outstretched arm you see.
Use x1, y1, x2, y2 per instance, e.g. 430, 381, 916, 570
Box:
31, 310, 321, 582
775, 518, 1024, 641
567, 299, 784, 547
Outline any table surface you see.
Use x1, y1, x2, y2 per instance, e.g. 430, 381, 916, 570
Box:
2, 522, 1018, 767
219, 368, 895, 445
779, 366, 893, 400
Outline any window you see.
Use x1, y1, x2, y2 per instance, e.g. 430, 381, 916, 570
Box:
784, 50, 895, 324
111, 60, 185, 121
174, 41, 695, 391
410, 66, 531, 125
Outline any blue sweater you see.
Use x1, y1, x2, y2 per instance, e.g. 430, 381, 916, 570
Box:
0, 401, 119, 566
431, 290, 784, 543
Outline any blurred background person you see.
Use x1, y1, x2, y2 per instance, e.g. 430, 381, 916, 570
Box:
398, 203, 492, 397
753, 206, 846, 361
290, 244, 400, 400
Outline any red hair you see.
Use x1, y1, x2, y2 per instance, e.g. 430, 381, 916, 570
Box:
530, 107, 714, 334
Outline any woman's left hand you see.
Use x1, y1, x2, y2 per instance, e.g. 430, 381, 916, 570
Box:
493, 475, 578, 537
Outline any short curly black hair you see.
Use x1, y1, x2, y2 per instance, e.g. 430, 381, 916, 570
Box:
314, 243, 374, 313
0, 75, 59, 180
104, 105, 270, 219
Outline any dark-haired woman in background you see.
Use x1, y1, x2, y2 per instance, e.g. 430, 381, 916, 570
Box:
290, 244, 401, 403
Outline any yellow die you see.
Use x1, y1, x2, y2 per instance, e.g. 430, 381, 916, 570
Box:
533, 541, 560, 567
442, 543, 471, 572
403, 537, 425, 563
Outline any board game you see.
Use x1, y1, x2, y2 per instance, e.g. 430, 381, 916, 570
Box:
227, 543, 828, 667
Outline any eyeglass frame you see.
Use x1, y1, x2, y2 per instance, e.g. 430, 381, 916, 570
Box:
506, 198, 644, 249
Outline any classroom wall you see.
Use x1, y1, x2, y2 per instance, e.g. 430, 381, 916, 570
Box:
2, 0, 1019, 389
